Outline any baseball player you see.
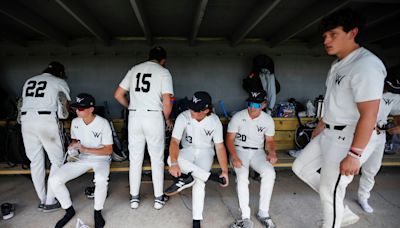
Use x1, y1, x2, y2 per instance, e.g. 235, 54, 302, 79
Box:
227, 90, 277, 228
20, 61, 71, 212
357, 75, 400, 213
164, 91, 229, 228
114, 46, 173, 209
292, 8, 386, 228
49, 93, 113, 228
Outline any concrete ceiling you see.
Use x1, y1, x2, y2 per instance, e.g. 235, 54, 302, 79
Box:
0, 0, 399, 48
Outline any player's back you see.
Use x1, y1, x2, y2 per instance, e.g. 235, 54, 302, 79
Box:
21, 73, 69, 112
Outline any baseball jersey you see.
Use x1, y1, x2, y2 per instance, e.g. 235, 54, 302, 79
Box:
377, 92, 400, 127
227, 109, 275, 149
71, 115, 113, 158
21, 73, 71, 112
323, 47, 386, 125
119, 61, 174, 111
172, 110, 223, 149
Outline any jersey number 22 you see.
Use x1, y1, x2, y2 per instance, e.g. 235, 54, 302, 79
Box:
25, 81, 47, 97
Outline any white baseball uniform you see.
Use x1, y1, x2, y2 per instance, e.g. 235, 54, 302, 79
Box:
119, 61, 174, 198
49, 115, 113, 210
358, 92, 400, 202
168, 110, 223, 220
227, 109, 276, 219
292, 47, 386, 228
20, 72, 71, 205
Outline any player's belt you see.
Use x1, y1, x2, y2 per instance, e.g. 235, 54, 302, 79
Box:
21, 111, 52, 115
235, 145, 260, 150
325, 124, 346, 130
129, 109, 160, 112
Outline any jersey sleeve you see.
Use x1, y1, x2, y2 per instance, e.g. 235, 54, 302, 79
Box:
101, 119, 114, 146
161, 70, 174, 95
119, 68, 133, 91
351, 65, 386, 103
171, 113, 186, 141
264, 116, 275, 137
227, 113, 239, 133
213, 117, 224, 144
58, 79, 71, 101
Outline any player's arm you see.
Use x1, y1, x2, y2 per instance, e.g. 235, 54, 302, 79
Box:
226, 132, 242, 168
388, 116, 400, 134
215, 142, 229, 187
168, 137, 181, 177
79, 144, 113, 156
340, 99, 380, 176
162, 93, 174, 130
114, 86, 129, 108
311, 119, 325, 139
265, 136, 277, 164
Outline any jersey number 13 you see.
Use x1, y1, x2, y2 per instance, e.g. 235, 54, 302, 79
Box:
135, 73, 151, 93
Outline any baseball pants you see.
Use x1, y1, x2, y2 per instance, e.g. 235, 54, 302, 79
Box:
128, 110, 165, 198
21, 112, 64, 205
168, 147, 214, 220
358, 131, 386, 202
49, 157, 110, 210
292, 126, 376, 228
233, 148, 276, 219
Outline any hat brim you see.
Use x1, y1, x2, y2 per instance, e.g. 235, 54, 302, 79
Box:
71, 103, 93, 109
188, 102, 206, 112
246, 98, 265, 103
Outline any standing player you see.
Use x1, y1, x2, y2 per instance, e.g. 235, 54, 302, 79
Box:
227, 90, 277, 228
164, 91, 229, 228
357, 75, 400, 213
114, 46, 173, 209
20, 61, 71, 212
49, 93, 113, 228
292, 8, 386, 228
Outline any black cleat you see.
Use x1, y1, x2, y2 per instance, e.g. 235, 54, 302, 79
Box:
165, 173, 195, 196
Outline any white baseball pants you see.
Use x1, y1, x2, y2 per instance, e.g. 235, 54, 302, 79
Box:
168, 147, 214, 220
358, 131, 386, 202
233, 148, 276, 219
128, 110, 165, 198
49, 157, 110, 210
292, 126, 376, 228
21, 112, 64, 205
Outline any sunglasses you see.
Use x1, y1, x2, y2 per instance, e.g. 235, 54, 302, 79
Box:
74, 107, 87, 111
247, 102, 262, 109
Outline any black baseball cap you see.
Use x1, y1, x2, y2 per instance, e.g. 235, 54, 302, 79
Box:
71, 93, 96, 109
246, 90, 267, 103
386, 76, 400, 94
189, 91, 212, 112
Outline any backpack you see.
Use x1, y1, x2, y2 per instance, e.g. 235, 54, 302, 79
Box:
290, 98, 318, 150
3, 123, 30, 169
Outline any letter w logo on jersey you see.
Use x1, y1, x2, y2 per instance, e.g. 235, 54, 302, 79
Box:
92, 131, 101, 138
251, 92, 261, 98
257, 126, 265, 132
204, 129, 214, 136
384, 98, 393, 106
335, 74, 345, 85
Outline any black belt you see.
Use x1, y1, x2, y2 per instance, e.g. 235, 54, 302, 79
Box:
21, 111, 52, 115
129, 109, 159, 112
325, 124, 346, 130
235, 145, 260, 150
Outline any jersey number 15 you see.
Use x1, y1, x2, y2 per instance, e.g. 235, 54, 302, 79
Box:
135, 73, 151, 93
25, 81, 47, 97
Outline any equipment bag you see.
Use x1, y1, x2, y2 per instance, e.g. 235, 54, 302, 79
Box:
4, 123, 30, 169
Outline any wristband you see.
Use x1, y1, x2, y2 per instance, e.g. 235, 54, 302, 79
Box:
350, 147, 364, 154
170, 162, 178, 167
347, 152, 361, 159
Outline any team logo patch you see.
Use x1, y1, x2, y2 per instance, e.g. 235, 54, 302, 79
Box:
257, 126, 266, 132
335, 73, 345, 85
338, 136, 345, 141
251, 92, 261, 98
92, 131, 101, 138
76, 97, 84, 103
204, 129, 214, 136
384, 98, 393, 106
192, 96, 201, 104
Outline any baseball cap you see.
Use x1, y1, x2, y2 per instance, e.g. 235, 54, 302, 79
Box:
188, 91, 212, 112
246, 90, 267, 103
71, 93, 96, 109
386, 76, 400, 94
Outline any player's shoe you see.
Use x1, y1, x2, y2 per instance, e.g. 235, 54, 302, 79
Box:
230, 218, 254, 228
164, 173, 195, 196
37, 203, 45, 212
154, 194, 169, 210
358, 198, 374, 213
1, 203, 15, 220
42, 201, 61, 213
130, 195, 140, 209
256, 214, 276, 228
341, 206, 359, 227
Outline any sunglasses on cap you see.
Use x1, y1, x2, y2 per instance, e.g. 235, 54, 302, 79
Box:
247, 102, 262, 109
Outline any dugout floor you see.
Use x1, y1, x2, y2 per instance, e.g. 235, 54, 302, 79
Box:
1, 168, 400, 228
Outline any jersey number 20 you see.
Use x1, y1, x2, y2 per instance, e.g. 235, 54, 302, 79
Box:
25, 81, 47, 97
135, 73, 151, 92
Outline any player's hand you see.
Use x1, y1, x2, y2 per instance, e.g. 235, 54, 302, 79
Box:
231, 155, 243, 168
340, 155, 360, 176
166, 119, 174, 131
311, 128, 322, 139
68, 141, 82, 150
267, 153, 278, 164
169, 164, 181, 178
388, 126, 400, 135
219, 171, 229, 187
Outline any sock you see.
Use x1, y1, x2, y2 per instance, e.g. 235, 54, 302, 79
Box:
358, 199, 374, 213
193, 219, 201, 228
208, 173, 225, 185
55, 206, 75, 228
95, 210, 106, 228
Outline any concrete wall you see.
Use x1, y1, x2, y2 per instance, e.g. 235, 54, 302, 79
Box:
1, 40, 398, 117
